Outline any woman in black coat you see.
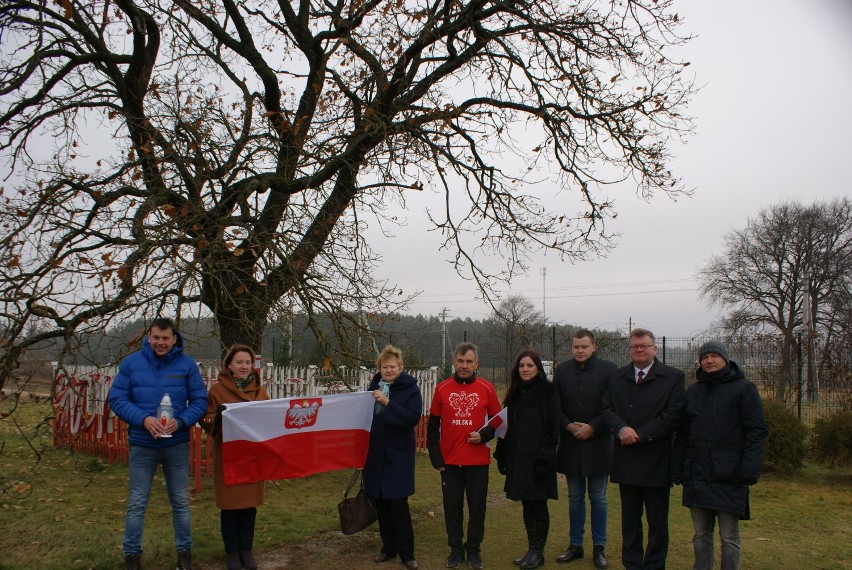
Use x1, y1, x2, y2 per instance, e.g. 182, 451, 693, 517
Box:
364, 345, 423, 570
485, 349, 559, 570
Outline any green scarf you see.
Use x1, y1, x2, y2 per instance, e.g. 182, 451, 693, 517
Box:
233, 373, 253, 391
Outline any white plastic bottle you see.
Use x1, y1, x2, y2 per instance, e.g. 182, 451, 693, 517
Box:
157, 393, 174, 438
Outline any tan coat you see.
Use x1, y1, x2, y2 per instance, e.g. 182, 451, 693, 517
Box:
201, 369, 270, 510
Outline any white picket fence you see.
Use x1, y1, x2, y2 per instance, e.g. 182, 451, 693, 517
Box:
51, 361, 440, 418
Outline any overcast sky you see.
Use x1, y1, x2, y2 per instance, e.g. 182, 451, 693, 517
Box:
369, 0, 852, 337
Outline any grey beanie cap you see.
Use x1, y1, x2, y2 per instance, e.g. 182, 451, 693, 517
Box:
698, 340, 730, 363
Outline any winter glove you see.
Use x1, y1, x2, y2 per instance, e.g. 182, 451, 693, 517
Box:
742, 476, 758, 486
493, 439, 507, 475
213, 404, 226, 429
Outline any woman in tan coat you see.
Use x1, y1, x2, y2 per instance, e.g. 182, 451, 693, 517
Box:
202, 344, 270, 570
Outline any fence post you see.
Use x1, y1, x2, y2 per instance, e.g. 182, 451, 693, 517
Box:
661, 336, 667, 364
192, 426, 203, 493
797, 332, 804, 420
551, 326, 557, 370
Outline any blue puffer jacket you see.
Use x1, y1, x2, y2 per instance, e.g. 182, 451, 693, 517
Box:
108, 334, 208, 447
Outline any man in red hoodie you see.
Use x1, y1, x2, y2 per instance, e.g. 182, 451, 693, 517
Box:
427, 342, 502, 569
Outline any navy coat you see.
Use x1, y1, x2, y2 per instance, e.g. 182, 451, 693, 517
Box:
672, 361, 767, 518
363, 372, 423, 499
494, 376, 559, 501
601, 358, 685, 488
554, 354, 618, 477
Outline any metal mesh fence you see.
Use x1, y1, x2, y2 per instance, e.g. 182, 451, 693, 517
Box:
362, 329, 850, 425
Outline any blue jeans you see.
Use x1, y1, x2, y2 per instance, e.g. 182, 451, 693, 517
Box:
690, 508, 740, 570
124, 443, 192, 555
567, 475, 608, 546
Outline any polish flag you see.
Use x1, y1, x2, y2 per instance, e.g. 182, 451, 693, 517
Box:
482, 407, 508, 439
221, 392, 374, 484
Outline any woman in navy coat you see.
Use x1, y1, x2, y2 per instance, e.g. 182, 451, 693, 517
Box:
364, 345, 423, 570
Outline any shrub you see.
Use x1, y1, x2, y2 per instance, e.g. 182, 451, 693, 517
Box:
810, 409, 852, 467
762, 399, 807, 470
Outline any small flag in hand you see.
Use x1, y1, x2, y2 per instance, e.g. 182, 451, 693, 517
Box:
482, 407, 508, 439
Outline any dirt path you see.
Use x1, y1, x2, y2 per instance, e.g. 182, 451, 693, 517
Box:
194, 529, 373, 570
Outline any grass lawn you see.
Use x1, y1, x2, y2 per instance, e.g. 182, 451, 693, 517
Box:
2, 398, 851, 569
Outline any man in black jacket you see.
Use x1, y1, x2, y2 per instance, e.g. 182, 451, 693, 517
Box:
601, 328, 685, 570
554, 330, 617, 568
672, 341, 767, 570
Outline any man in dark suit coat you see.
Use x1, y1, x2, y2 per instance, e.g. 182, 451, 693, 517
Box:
554, 329, 618, 568
601, 328, 685, 570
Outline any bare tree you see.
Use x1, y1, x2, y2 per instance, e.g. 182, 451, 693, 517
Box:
697, 198, 852, 400
489, 294, 547, 381
0, 0, 694, 390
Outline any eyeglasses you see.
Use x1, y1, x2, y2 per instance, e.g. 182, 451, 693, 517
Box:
629, 344, 656, 350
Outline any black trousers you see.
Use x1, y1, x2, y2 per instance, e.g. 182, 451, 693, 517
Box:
618, 484, 670, 570
522, 499, 550, 549
522, 499, 550, 526
375, 496, 416, 562
440, 464, 490, 554
220, 507, 257, 554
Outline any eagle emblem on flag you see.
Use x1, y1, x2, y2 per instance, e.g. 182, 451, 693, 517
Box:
285, 398, 322, 429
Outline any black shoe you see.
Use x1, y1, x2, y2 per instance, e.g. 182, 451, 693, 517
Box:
226, 552, 241, 570
374, 553, 396, 563
176, 550, 192, 570
593, 545, 608, 569
468, 551, 483, 569
513, 550, 533, 566
124, 554, 142, 570
556, 545, 584, 563
447, 550, 464, 568
403, 561, 419, 570
239, 550, 258, 570
519, 550, 544, 570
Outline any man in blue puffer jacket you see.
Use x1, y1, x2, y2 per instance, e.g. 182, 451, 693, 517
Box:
108, 317, 208, 570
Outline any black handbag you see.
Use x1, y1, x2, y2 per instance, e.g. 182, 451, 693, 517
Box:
337, 469, 377, 535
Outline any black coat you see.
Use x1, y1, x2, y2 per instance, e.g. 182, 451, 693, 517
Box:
601, 358, 685, 488
494, 376, 559, 501
672, 361, 767, 518
554, 354, 618, 477
363, 372, 423, 499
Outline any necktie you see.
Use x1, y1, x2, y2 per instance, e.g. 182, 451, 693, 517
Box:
637, 370, 645, 384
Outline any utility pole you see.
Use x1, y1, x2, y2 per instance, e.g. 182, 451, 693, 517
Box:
541, 267, 547, 323
441, 307, 450, 372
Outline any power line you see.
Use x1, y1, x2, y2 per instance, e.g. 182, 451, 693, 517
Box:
409, 284, 699, 305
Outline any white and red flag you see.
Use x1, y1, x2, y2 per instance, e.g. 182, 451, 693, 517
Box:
221, 391, 374, 484
482, 407, 508, 439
